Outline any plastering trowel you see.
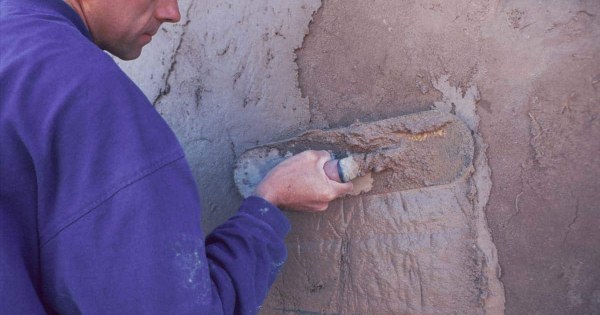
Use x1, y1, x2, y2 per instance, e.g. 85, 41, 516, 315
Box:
234, 110, 474, 197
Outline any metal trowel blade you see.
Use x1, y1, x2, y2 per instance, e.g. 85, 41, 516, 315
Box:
234, 110, 474, 198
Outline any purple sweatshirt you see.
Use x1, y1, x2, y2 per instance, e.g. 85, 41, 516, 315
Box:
0, 0, 290, 313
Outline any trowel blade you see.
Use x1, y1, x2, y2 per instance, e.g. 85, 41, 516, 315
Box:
234, 110, 474, 198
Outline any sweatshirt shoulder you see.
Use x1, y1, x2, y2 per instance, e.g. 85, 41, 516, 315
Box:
0, 1, 123, 85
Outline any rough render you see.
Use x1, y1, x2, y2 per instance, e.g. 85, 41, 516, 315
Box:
117, 0, 599, 314
119, 0, 318, 232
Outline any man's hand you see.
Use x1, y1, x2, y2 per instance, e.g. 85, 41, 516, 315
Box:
254, 150, 353, 211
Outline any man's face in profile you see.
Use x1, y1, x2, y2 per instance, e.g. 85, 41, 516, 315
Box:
73, 0, 181, 60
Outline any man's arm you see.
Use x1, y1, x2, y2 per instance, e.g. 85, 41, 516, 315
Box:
40, 149, 350, 315
204, 150, 352, 313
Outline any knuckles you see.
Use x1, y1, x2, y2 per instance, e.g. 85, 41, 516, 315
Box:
322, 190, 337, 201
299, 149, 330, 161
260, 149, 341, 211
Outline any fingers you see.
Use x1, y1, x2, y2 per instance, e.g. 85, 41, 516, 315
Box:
310, 150, 354, 198
314, 150, 333, 166
323, 160, 341, 182
295, 149, 330, 162
255, 149, 354, 212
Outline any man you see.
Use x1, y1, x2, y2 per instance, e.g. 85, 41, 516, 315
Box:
0, 0, 352, 313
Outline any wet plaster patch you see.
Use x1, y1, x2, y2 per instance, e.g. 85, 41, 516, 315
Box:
432, 75, 505, 314
263, 76, 505, 314
234, 110, 475, 197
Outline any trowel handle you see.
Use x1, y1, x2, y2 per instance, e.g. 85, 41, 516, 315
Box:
324, 157, 359, 183
323, 159, 342, 183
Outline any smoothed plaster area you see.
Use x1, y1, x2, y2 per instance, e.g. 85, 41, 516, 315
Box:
261, 77, 504, 314
296, 0, 599, 314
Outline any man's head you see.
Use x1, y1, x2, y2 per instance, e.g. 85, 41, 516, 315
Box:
64, 0, 181, 60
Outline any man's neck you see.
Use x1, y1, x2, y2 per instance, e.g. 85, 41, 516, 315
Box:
62, 0, 89, 30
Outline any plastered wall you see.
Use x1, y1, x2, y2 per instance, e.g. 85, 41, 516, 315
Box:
118, 0, 319, 233
118, 0, 600, 314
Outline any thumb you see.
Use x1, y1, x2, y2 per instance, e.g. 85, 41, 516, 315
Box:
330, 180, 354, 197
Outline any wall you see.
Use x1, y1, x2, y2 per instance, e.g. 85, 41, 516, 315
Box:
118, 0, 600, 314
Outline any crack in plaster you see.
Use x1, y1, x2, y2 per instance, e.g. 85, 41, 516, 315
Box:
513, 191, 523, 220
563, 197, 580, 245
152, 2, 194, 107
527, 111, 546, 166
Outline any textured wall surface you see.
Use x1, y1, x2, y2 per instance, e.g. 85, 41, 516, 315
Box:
117, 0, 599, 314
119, 0, 319, 233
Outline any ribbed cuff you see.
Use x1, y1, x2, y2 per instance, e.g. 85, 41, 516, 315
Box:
238, 196, 291, 238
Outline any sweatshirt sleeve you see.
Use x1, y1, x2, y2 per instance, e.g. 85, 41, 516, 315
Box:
40, 156, 290, 315
206, 197, 290, 315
